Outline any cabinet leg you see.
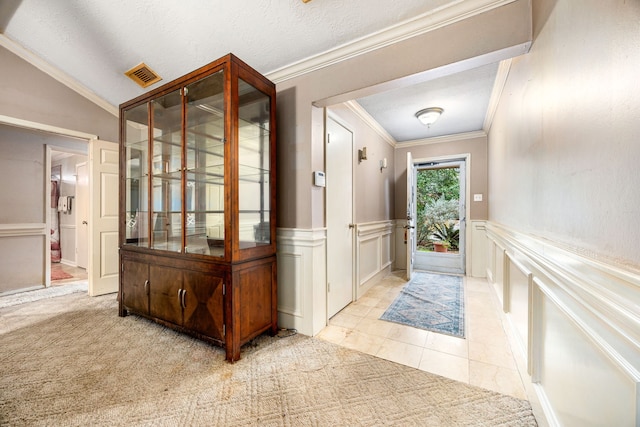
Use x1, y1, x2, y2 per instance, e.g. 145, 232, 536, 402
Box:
269, 322, 278, 337
226, 345, 241, 363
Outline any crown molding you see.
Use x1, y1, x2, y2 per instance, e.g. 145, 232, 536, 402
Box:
483, 57, 512, 132
266, 0, 518, 84
0, 34, 119, 117
397, 130, 486, 148
343, 101, 397, 148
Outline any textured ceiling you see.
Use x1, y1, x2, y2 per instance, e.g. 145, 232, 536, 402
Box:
1, 0, 503, 142
357, 62, 499, 141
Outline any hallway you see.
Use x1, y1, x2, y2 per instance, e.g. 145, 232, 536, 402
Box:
317, 272, 528, 400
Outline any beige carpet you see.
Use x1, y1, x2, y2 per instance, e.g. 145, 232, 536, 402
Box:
0, 292, 537, 426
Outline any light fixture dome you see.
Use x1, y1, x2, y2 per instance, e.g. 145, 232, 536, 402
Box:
415, 107, 444, 126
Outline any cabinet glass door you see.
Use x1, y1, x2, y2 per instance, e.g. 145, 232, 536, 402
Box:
123, 103, 149, 247
238, 79, 271, 249
185, 71, 225, 256
151, 89, 183, 252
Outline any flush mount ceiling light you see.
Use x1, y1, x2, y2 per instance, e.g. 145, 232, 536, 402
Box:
415, 107, 444, 126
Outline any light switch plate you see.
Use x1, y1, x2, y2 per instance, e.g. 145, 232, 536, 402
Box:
473, 194, 483, 202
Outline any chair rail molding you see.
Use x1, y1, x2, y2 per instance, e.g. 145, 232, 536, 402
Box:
0, 223, 46, 237
485, 222, 640, 427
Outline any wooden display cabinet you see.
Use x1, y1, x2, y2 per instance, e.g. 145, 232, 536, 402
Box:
118, 54, 277, 362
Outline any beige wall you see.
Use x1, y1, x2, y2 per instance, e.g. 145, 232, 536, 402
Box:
0, 128, 45, 224
394, 135, 489, 221
488, 0, 640, 270
275, 0, 532, 229
0, 46, 118, 141
0, 126, 46, 293
327, 105, 395, 223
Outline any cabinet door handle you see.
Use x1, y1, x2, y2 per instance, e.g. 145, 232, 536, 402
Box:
144, 280, 149, 295
177, 289, 186, 309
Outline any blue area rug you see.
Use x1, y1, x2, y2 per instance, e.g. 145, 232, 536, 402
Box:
380, 272, 465, 338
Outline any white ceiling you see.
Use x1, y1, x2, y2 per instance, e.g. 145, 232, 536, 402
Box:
356, 62, 499, 141
0, 0, 505, 143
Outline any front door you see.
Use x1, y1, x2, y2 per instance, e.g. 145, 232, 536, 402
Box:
88, 139, 119, 296
406, 152, 416, 280
414, 159, 466, 275
326, 115, 354, 319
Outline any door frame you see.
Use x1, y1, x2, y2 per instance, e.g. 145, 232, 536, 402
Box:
75, 161, 88, 269
46, 145, 91, 287
411, 153, 471, 275
47, 147, 89, 278
406, 152, 415, 281
325, 110, 356, 321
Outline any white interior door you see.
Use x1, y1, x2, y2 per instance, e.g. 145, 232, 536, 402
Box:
406, 152, 416, 281
88, 139, 119, 296
75, 162, 88, 269
326, 116, 354, 319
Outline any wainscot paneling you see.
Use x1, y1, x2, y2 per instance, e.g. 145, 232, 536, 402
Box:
0, 223, 47, 295
355, 221, 394, 299
0, 234, 47, 295
276, 228, 326, 337
59, 223, 76, 266
470, 220, 487, 277
485, 222, 640, 427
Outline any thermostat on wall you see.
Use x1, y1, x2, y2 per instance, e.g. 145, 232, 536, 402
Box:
314, 171, 326, 187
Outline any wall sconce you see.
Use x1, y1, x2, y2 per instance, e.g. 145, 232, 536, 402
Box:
380, 158, 387, 172
358, 147, 367, 163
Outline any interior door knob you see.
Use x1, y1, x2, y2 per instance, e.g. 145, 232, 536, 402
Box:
82, 221, 88, 225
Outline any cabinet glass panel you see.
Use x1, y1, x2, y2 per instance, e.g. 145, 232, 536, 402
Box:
238, 79, 270, 249
151, 89, 182, 252
124, 103, 149, 247
184, 71, 225, 256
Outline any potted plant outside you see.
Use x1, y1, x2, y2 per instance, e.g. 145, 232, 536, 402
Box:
433, 241, 450, 252
431, 222, 460, 253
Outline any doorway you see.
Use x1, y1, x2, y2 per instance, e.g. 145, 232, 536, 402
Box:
412, 158, 466, 275
326, 114, 355, 319
49, 149, 88, 284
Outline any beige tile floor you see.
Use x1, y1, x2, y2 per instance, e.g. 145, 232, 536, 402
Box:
316, 271, 528, 400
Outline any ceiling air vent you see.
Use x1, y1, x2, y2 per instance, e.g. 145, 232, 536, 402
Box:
124, 63, 162, 88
